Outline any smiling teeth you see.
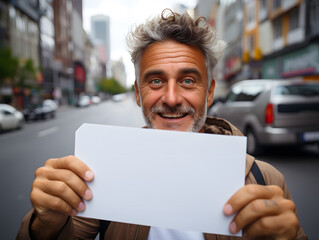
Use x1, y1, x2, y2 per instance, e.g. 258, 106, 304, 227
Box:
161, 113, 185, 118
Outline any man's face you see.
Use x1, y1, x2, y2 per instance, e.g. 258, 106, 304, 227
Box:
135, 40, 215, 132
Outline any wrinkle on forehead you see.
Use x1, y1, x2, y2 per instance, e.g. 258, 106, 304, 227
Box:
140, 40, 206, 75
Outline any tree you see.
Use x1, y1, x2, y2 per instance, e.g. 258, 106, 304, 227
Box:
0, 47, 37, 88
0, 47, 18, 85
16, 58, 36, 88
98, 78, 126, 94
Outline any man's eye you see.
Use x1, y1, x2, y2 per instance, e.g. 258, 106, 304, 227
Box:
183, 79, 194, 85
151, 79, 162, 85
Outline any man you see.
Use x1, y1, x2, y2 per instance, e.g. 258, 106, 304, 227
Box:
18, 9, 307, 240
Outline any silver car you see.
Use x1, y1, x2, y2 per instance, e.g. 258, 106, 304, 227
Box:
208, 80, 319, 155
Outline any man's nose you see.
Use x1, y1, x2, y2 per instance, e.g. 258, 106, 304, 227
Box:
162, 81, 182, 106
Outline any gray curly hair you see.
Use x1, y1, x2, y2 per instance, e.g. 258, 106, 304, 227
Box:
126, 9, 226, 87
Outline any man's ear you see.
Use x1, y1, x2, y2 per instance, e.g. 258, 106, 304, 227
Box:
134, 80, 141, 107
206, 79, 215, 108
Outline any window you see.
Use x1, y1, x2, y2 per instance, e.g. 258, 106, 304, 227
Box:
237, 85, 265, 101
260, 0, 267, 9
310, 0, 319, 34
247, 2, 256, 26
289, 7, 299, 31
259, 0, 268, 21
273, 0, 281, 10
226, 84, 265, 102
248, 34, 254, 52
273, 17, 282, 39
225, 85, 241, 103
276, 84, 319, 96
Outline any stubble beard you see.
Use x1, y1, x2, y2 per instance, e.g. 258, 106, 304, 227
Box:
141, 101, 207, 132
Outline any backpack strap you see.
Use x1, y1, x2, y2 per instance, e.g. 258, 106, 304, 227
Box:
99, 220, 111, 240
251, 161, 266, 185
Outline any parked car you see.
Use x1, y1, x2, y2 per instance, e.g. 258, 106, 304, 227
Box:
208, 79, 319, 155
23, 99, 57, 121
112, 93, 126, 102
0, 104, 24, 132
76, 95, 91, 107
91, 96, 101, 104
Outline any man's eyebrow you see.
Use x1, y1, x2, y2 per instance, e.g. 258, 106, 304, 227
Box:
143, 70, 164, 81
179, 68, 202, 79
142, 68, 202, 81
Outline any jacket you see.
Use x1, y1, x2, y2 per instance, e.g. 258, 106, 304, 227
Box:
17, 117, 307, 240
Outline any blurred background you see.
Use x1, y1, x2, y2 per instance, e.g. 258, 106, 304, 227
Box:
0, 0, 319, 239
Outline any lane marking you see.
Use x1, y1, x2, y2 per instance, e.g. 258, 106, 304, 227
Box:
37, 126, 59, 138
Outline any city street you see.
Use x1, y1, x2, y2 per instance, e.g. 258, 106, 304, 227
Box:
1, 94, 318, 239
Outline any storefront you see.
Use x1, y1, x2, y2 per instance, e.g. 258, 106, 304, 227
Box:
262, 43, 319, 80
74, 61, 86, 98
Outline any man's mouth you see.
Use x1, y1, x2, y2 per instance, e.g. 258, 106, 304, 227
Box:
158, 113, 188, 119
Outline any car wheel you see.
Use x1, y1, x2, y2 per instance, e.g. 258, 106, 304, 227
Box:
246, 128, 262, 156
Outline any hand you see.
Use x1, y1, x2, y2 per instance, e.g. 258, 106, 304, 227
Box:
224, 185, 299, 240
30, 155, 94, 239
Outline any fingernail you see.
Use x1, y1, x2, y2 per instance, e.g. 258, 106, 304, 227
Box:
71, 209, 77, 216
84, 189, 93, 200
85, 171, 94, 180
78, 202, 85, 212
224, 204, 233, 215
229, 221, 237, 233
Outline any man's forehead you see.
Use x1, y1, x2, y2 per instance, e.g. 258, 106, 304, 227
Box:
139, 40, 207, 77
142, 40, 204, 59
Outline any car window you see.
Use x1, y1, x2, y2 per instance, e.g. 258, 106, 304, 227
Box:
2, 110, 13, 115
225, 85, 241, 103
238, 85, 265, 101
226, 84, 265, 102
275, 84, 319, 96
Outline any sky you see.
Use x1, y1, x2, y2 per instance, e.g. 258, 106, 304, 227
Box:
82, 0, 197, 87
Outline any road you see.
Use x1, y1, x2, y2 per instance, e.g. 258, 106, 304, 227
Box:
1, 93, 318, 239
1, 93, 145, 239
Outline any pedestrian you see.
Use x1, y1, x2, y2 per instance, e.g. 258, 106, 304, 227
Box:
17, 9, 307, 240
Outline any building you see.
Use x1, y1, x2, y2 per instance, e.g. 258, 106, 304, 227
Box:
0, 1, 9, 47
71, 0, 84, 62
4, 0, 41, 108
53, 0, 86, 105
8, 1, 40, 67
52, 0, 73, 105
112, 58, 126, 88
83, 30, 102, 94
242, 0, 264, 79
195, 0, 228, 97
260, 0, 319, 81
195, 0, 219, 21
223, 0, 244, 82
238, 0, 319, 81
90, 15, 111, 78
39, 0, 55, 99
71, 0, 86, 100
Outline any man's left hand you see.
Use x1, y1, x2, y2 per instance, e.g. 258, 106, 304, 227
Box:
224, 184, 299, 240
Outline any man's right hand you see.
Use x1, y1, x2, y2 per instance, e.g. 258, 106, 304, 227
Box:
30, 155, 94, 239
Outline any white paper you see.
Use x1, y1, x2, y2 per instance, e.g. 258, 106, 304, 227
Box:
75, 124, 246, 236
